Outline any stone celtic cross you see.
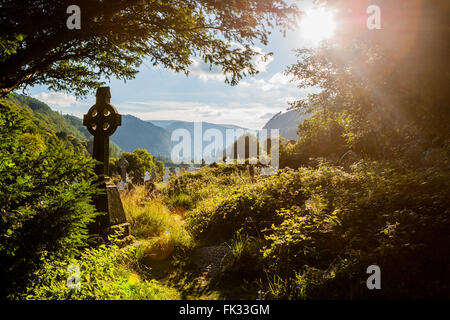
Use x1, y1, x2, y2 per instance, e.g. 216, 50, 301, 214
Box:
83, 87, 121, 176
83, 87, 129, 237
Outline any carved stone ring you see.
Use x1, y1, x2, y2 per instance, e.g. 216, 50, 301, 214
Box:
83, 88, 121, 136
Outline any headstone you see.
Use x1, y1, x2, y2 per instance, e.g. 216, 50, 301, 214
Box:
144, 171, 150, 182
118, 158, 129, 183
163, 168, 170, 185
150, 169, 157, 182
117, 180, 126, 191
83, 87, 130, 237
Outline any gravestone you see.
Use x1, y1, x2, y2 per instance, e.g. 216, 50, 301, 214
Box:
83, 87, 130, 237
150, 169, 157, 182
118, 158, 129, 183
163, 168, 171, 185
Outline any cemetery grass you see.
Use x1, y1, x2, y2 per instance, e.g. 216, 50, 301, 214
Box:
12, 160, 450, 300
122, 162, 450, 300
121, 180, 258, 300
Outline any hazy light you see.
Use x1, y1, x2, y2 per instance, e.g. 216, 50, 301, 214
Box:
299, 7, 337, 45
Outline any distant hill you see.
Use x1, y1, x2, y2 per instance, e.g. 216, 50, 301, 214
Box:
148, 120, 249, 161
2, 93, 123, 157
112, 115, 171, 156
146, 120, 182, 129
148, 120, 246, 133
263, 110, 310, 140
10, 94, 89, 141
5, 94, 261, 159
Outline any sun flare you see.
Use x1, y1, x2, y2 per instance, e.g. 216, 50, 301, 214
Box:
300, 7, 337, 45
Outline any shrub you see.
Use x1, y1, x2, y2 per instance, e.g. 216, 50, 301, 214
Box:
187, 168, 308, 242
17, 243, 180, 300
168, 193, 193, 210
221, 232, 262, 281
0, 104, 100, 298
185, 159, 450, 299
262, 162, 450, 299
164, 165, 255, 210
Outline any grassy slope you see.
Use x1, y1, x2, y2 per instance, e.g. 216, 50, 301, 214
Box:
20, 158, 450, 299
122, 160, 450, 300
1, 93, 123, 157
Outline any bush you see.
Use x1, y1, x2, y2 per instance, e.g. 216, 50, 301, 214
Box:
17, 243, 180, 300
0, 105, 100, 298
185, 159, 450, 299
164, 165, 255, 211
187, 168, 307, 242
221, 232, 262, 281
262, 162, 450, 299
168, 193, 193, 210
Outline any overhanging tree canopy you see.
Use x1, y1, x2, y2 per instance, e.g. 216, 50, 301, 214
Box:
0, 0, 298, 97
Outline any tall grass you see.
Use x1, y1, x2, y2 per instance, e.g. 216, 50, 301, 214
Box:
121, 186, 193, 263
19, 243, 181, 300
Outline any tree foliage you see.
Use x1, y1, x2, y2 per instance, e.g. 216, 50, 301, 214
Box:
111, 149, 164, 184
0, 0, 297, 97
0, 104, 100, 298
287, 0, 450, 161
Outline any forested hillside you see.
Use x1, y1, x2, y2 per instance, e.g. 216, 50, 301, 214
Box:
112, 115, 171, 157
0, 94, 122, 157
263, 110, 309, 140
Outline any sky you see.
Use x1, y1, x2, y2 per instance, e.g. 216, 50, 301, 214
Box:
26, 1, 321, 130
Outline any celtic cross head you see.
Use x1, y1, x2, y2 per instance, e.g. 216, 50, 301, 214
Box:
83, 87, 121, 137
118, 158, 129, 169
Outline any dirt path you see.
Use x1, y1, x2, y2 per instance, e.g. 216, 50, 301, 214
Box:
192, 246, 231, 285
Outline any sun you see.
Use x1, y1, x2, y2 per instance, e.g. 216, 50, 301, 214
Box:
299, 7, 337, 45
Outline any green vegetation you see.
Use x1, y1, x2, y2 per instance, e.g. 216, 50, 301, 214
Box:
0, 99, 100, 298
1, 0, 449, 301
110, 149, 165, 184
0, 96, 177, 300
156, 160, 448, 299
1, 93, 122, 157
122, 187, 192, 250
20, 242, 180, 300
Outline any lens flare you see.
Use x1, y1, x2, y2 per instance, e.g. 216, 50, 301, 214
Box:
300, 7, 337, 45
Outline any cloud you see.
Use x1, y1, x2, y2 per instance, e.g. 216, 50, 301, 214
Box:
241, 72, 295, 91
248, 45, 274, 73
260, 112, 277, 120
115, 68, 316, 129
189, 58, 227, 82
120, 98, 290, 129
32, 92, 78, 107
188, 45, 274, 82
118, 100, 215, 112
